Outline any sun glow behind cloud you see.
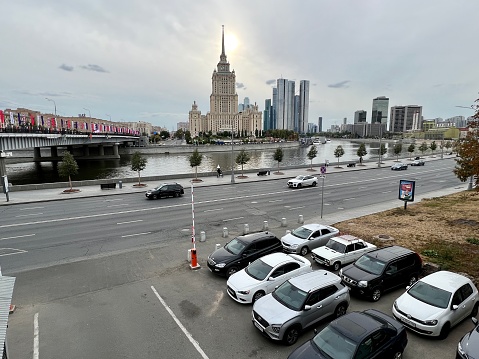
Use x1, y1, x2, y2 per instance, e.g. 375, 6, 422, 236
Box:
224, 33, 238, 53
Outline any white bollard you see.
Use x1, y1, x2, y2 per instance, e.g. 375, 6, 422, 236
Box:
298, 215, 304, 224
200, 231, 206, 242
223, 227, 228, 237
263, 221, 269, 231
281, 218, 287, 227
187, 249, 192, 262
215, 243, 221, 250
243, 224, 249, 235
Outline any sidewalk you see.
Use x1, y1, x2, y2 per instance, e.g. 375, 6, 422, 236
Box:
1, 155, 466, 227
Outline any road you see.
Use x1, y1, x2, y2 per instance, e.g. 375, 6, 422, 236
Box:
4, 158, 472, 358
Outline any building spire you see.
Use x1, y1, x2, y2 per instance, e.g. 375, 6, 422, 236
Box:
221, 25, 225, 57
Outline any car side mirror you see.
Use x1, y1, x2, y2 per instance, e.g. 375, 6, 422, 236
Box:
472, 317, 478, 325
304, 305, 312, 311
452, 304, 459, 310
268, 276, 276, 281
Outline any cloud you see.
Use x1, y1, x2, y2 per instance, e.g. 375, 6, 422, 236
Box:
328, 80, 351, 89
59, 64, 74, 72
236, 82, 245, 89
80, 64, 109, 73
265, 79, 276, 85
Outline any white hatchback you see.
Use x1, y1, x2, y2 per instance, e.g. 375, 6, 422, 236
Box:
392, 270, 479, 339
226, 253, 312, 304
281, 223, 339, 256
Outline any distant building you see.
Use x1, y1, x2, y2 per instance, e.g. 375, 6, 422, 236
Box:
177, 122, 189, 131
389, 105, 422, 133
371, 96, 389, 128
276, 78, 295, 130
307, 123, 317, 133
318, 117, 323, 133
354, 110, 367, 123
264, 99, 273, 131
298, 80, 310, 134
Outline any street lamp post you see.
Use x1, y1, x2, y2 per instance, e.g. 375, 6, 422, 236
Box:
106, 114, 111, 121
45, 98, 56, 116
83, 108, 92, 132
377, 122, 382, 168
231, 127, 235, 184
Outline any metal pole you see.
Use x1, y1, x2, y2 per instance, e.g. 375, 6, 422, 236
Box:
231, 127, 235, 184
191, 183, 196, 249
106, 114, 111, 121
468, 175, 474, 191
441, 140, 444, 159
83, 108, 92, 131
320, 175, 325, 218
378, 123, 382, 168
45, 98, 56, 116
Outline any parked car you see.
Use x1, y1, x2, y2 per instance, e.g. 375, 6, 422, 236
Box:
287, 309, 408, 359
340, 245, 422, 302
410, 159, 425, 166
392, 270, 479, 339
391, 163, 408, 170
281, 224, 339, 256
311, 235, 377, 271
207, 232, 282, 277
457, 317, 479, 359
226, 253, 312, 304
252, 270, 350, 345
145, 183, 184, 199
287, 175, 318, 188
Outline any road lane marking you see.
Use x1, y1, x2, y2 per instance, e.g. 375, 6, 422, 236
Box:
204, 208, 223, 212
107, 204, 129, 208
0, 248, 28, 257
151, 286, 209, 359
269, 199, 283, 202
343, 198, 356, 201
15, 213, 43, 218
117, 220, 143, 225
19, 206, 44, 210
104, 199, 123, 202
223, 217, 244, 222
121, 232, 151, 238
0, 234, 35, 241
289, 206, 304, 210
34, 312, 39, 359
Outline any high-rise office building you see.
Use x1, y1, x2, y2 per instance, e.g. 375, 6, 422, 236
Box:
354, 110, 367, 123
272, 87, 278, 130
389, 105, 422, 133
318, 117, 323, 133
294, 95, 300, 132
264, 99, 273, 131
276, 78, 295, 130
298, 80, 310, 134
371, 96, 389, 126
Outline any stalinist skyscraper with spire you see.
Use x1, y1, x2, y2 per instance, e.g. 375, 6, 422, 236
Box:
189, 26, 262, 137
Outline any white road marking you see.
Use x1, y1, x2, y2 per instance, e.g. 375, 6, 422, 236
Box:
104, 199, 123, 202
337, 207, 345, 210
289, 206, 305, 210
151, 286, 209, 359
0, 248, 28, 257
15, 213, 43, 218
121, 232, 151, 238
34, 312, 39, 359
107, 204, 129, 208
204, 208, 223, 212
269, 199, 283, 202
117, 220, 143, 225
0, 233, 35, 241
343, 198, 356, 201
19, 206, 44, 210
223, 217, 244, 222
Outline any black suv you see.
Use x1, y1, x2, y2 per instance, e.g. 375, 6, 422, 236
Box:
145, 183, 184, 199
339, 245, 422, 301
207, 231, 282, 277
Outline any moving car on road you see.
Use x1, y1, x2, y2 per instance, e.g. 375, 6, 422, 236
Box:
281, 224, 339, 256
392, 270, 479, 339
226, 253, 312, 304
145, 183, 184, 199
391, 163, 408, 170
410, 159, 425, 166
207, 232, 282, 277
287, 175, 318, 188
287, 309, 408, 359
252, 270, 350, 345
311, 235, 377, 271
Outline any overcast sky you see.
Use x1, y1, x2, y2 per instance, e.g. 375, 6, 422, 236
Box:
1, 0, 478, 131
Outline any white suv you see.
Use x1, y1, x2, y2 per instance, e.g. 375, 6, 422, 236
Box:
311, 235, 377, 271
252, 270, 350, 345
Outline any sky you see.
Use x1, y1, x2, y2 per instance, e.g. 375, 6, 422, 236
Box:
1, 0, 479, 131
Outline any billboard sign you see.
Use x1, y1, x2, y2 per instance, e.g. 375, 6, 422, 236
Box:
399, 180, 415, 202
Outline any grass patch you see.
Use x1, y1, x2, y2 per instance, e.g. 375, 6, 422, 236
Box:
466, 237, 479, 245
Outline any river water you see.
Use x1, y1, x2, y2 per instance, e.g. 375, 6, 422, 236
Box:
6, 139, 394, 185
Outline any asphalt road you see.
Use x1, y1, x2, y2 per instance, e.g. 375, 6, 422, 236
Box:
4, 158, 473, 358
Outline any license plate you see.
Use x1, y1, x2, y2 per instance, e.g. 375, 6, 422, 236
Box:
254, 321, 263, 332
401, 317, 416, 327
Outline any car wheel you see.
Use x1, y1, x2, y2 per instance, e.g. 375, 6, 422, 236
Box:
407, 275, 418, 287
439, 322, 450, 340
152, 194, 158, 200
283, 325, 301, 346
252, 291, 265, 303
332, 261, 341, 272
371, 288, 382, 302
471, 303, 479, 317
173, 192, 178, 198
392, 351, 403, 359
300, 246, 309, 256
334, 303, 347, 318
226, 266, 239, 278
297, 183, 302, 188
312, 181, 317, 187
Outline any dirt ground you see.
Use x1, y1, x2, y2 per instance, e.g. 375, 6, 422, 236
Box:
333, 191, 479, 283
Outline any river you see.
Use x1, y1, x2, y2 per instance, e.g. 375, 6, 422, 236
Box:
5, 139, 397, 185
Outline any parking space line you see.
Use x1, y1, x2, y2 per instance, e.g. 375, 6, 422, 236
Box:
34, 312, 39, 359
151, 286, 209, 359
223, 217, 244, 222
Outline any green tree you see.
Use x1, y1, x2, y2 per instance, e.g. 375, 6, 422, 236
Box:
393, 143, 403, 161
307, 145, 318, 170
235, 149, 251, 176
58, 151, 79, 191
273, 148, 284, 172
453, 99, 479, 190
131, 151, 147, 185
356, 143, 367, 165
445, 141, 452, 153
407, 143, 416, 159
189, 148, 202, 180
334, 145, 345, 167
430, 141, 437, 156
379, 144, 387, 164
159, 130, 170, 139
174, 128, 184, 140
419, 142, 429, 156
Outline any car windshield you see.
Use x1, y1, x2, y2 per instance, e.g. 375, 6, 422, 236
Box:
245, 259, 274, 281
326, 239, 346, 253
272, 280, 307, 311
295, 176, 305, 180
354, 255, 386, 275
155, 185, 166, 191
312, 326, 357, 359
407, 281, 452, 309
291, 227, 313, 240
224, 238, 247, 255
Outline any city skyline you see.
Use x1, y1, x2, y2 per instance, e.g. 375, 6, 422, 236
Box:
1, 1, 478, 132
